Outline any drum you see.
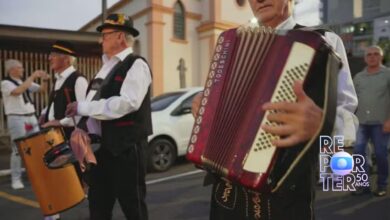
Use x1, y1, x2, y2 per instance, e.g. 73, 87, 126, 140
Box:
15, 127, 84, 216
43, 133, 101, 169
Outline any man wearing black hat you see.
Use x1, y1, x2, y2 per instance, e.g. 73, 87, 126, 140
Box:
41, 40, 88, 139
66, 13, 152, 220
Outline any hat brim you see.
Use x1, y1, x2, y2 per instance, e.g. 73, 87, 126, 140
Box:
96, 24, 139, 37
50, 48, 77, 57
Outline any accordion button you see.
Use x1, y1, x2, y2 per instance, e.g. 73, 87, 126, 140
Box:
194, 125, 200, 133
188, 145, 194, 153
199, 107, 205, 115
202, 98, 208, 106
191, 135, 197, 143
214, 53, 220, 60
196, 117, 202, 125
216, 45, 222, 52
204, 89, 210, 97
211, 62, 217, 70
218, 36, 224, 44
206, 80, 213, 87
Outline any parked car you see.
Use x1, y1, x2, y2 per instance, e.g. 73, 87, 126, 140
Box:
147, 87, 203, 172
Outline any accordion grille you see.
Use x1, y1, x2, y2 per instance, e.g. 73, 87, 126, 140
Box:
203, 28, 276, 173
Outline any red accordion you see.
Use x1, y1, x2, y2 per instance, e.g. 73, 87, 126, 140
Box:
186, 27, 341, 192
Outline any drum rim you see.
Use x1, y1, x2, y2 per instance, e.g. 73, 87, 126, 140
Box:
14, 126, 64, 142
43, 142, 74, 169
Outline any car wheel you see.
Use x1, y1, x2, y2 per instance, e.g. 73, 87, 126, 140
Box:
147, 138, 177, 172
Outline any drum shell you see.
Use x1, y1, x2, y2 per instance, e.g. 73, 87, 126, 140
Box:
15, 127, 84, 215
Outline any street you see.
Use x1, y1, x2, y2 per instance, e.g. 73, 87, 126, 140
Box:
0, 157, 389, 220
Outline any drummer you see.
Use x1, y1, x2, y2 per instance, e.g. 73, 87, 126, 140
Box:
38, 41, 87, 220
40, 40, 88, 138
1, 59, 49, 190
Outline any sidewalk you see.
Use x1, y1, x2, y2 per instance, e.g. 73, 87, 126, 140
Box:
0, 134, 11, 180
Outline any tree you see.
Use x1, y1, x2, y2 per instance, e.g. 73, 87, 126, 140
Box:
378, 38, 390, 66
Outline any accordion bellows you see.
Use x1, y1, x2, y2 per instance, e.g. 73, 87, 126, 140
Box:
187, 26, 341, 192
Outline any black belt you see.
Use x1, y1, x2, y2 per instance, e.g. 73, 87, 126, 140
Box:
7, 113, 35, 117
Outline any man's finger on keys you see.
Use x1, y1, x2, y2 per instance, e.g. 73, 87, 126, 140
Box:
266, 112, 292, 124
262, 101, 296, 112
293, 80, 309, 102
271, 135, 301, 148
262, 124, 294, 137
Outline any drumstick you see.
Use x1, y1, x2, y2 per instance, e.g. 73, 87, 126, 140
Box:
64, 88, 78, 128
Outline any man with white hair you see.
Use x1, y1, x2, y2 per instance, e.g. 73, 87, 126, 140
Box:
191, 0, 358, 219
1, 59, 48, 190
353, 45, 390, 197
39, 41, 88, 220
66, 13, 152, 220
41, 40, 88, 140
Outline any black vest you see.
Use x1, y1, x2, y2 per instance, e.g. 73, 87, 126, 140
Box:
99, 54, 152, 156
45, 71, 84, 139
4, 77, 34, 105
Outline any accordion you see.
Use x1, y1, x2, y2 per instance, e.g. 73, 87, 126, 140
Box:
186, 26, 340, 192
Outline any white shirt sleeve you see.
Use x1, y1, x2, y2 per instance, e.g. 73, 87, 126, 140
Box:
78, 59, 152, 120
41, 107, 47, 116
324, 32, 359, 142
60, 76, 89, 126
2, 80, 40, 95
28, 82, 41, 93
1, 81, 16, 96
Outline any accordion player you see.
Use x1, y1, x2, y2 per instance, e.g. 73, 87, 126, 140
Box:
186, 26, 340, 193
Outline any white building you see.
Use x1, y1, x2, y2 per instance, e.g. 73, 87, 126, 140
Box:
81, 0, 320, 95
81, 0, 253, 95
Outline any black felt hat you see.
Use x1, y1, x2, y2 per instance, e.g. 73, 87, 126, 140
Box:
51, 40, 77, 57
96, 13, 139, 37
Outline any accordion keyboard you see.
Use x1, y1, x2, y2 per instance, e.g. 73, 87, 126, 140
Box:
243, 42, 315, 173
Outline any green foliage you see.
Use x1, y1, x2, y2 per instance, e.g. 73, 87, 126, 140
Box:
378, 38, 390, 66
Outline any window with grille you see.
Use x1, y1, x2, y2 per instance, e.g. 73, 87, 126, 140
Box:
174, 1, 185, 40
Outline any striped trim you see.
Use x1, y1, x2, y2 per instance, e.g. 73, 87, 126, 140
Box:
53, 45, 74, 54
104, 20, 121, 25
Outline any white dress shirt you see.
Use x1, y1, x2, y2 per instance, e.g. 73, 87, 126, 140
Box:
47, 66, 88, 126
277, 16, 359, 140
1, 77, 40, 115
77, 47, 152, 135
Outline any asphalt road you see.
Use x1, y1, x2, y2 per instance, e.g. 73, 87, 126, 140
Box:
0, 157, 389, 220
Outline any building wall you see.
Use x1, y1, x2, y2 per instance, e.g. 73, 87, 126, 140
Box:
326, 0, 354, 24
381, 0, 390, 13
135, 15, 150, 61
161, 1, 201, 91
374, 15, 390, 42
325, 0, 390, 25
363, 0, 380, 18
81, 0, 252, 95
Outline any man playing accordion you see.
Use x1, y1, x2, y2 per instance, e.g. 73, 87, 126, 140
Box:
191, 0, 357, 219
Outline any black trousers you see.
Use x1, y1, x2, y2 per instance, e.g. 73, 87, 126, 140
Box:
209, 178, 314, 220
87, 140, 148, 220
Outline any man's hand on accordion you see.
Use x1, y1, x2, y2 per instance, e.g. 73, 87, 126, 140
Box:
262, 80, 323, 148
